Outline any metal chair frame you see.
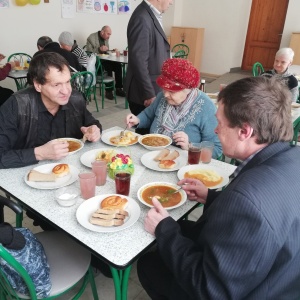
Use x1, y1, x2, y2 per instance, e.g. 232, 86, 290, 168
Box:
291, 116, 300, 146
171, 44, 189, 59
252, 62, 265, 77
70, 71, 94, 103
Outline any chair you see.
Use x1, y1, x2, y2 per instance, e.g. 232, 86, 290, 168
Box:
7, 53, 32, 90
70, 71, 94, 103
0, 197, 99, 300
171, 44, 189, 59
291, 116, 300, 146
252, 62, 265, 77
93, 55, 116, 110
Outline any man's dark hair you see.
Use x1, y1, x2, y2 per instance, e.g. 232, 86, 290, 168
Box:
27, 52, 69, 85
37, 36, 53, 49
218, 76, 293, 144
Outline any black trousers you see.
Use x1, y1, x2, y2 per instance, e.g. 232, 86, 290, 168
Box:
101, 60, 123, 89
0, 86, 14, 107
128, 100, 150, 135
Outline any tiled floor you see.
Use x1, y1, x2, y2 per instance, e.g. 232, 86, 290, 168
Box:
3, 70, 252, 299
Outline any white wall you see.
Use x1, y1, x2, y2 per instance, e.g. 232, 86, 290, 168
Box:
1, 0, 299, 90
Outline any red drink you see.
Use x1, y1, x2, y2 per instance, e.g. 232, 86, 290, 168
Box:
92, 160, 107, 186
115, 172, 131, 196
188, 148, 201, 164
200, 148, 213, 164
79, 173, 96, 200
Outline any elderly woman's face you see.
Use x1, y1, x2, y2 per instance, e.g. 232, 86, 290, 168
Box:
273, 55, 291, 74
163, 89, 189, 106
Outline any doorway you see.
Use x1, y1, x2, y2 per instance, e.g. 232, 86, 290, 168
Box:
242, 0, 289, 71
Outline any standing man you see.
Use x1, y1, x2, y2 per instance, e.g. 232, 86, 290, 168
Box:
138, 77, 300, 299
125, 0, 173, 131
86, 26, 125, 100
58, 31, 88, 70
0, 52, 101, 169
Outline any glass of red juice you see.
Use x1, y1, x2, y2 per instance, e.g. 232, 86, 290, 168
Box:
115, 171, 131, 196
188, 143, 201, 164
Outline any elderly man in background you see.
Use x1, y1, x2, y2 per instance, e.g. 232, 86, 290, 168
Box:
35, 36, 82, 72
58, 31, 87, 70
125, 0, 172, 128
0, 52, 101, 169
138, 77, 300, 299
86, 25, 125, 99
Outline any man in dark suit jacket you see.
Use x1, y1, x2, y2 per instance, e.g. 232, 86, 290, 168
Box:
125, 0, 172, 128
138, 77, 300, 299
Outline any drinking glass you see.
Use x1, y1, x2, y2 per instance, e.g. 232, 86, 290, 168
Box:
188, 143, 201, 164
92, 160, 107, 186
200, 141, 214, 164
79, 173, 96, 199
115, 171, 131, 196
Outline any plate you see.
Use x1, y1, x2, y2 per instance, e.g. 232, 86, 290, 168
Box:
76, 194, 141, 233
137, 182, 187, 210
101, 130, 139, 147
292, 103, 300, 109
80, 148, 125, 168
56, 138, 84, 155
140, 150, 188, 172
138, 134, 172, 150
99, 54, 109, 58
177, 164, 230, 189
25, 163, 80, 190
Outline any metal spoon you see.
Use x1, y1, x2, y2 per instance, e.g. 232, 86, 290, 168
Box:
168, 183, 190, 195
120, 116, 132, 138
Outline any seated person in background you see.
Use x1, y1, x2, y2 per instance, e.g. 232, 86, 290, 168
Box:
138, 77, 300, 300
86, 25, 126, 99
0, 53, 15, 106
34, 36, 82, 72
126, 58, 222, 159
58, 31, 87, 70
261, 47, 298, 102
0, 52, 102, 169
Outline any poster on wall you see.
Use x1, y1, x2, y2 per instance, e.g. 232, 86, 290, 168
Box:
61, 0, 76, 18
0, 0, 9, 8
77, 0, 131, 14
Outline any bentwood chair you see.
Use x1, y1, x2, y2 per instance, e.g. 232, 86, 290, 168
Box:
171, 44, 189, 59
93, 55, 116, 110
71, 71, 94, 103
252, 62, 265, 77
7, 53, 32, 90
291, 116, 300, 146
0, 197, 99, 300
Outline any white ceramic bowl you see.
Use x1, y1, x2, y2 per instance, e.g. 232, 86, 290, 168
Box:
138, 134, 172, 151
55, 186, 80, 207
109, 52, 117, 57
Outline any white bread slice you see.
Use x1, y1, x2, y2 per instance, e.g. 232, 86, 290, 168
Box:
153, 149, 170, 161
160, 150, 179, 161
92, 212, 126, 220
89, 217, 124, 227
28, 170, 56, 182
95, 208, 129, 216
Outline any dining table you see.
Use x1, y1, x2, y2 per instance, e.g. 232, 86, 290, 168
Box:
7, 69, 28, 90
0, 126, 236, 300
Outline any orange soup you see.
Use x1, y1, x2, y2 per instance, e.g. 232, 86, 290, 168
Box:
141, 136, 169, 147
67, 140, 81, 152
141, 185, 181, 208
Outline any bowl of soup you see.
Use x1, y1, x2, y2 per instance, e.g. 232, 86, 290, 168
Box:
57, 138, 84, 155
138, 134, 172, 150
137, 182, 187, 210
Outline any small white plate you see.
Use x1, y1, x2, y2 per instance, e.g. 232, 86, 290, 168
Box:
140, 150, 188, 172
101, 130, 139, 147
56, 138, 84, 155
177, 164, 229, 189
76, 194, 141, 233
25, 163, 80, 190
80, 148, 127, 168
137, 182, 187, 210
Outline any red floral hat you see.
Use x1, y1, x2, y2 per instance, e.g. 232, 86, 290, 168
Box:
156, 58, 200, 92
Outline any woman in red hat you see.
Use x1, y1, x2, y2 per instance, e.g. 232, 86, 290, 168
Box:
126, 58, 222, 158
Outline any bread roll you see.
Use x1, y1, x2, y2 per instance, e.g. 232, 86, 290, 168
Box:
28, 170, 56, 182
52, 164, 70, 178
158, 160, 176, 169
90, 217, 124, 227
101, 195, 128, 210
153, 149, 170, 161
161, 150, 179, 161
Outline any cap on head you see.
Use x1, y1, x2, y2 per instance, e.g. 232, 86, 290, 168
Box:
58, 31, 74, 47
156, 58, 200, 92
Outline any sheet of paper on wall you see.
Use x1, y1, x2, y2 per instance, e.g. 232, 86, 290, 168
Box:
61, 0, 76, 18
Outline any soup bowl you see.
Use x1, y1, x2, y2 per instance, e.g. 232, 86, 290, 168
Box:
138, 134, 172, 151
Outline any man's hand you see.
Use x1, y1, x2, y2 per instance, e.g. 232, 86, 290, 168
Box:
144, 97, 155, 107
144, 197, 169, 236
178, 178, 208, 204
81, 125, 101, 142
99, 45, 109, 52
34, 139, 69, 161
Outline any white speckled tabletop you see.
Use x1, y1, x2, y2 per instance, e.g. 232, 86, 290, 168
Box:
0, 127, 236, 268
